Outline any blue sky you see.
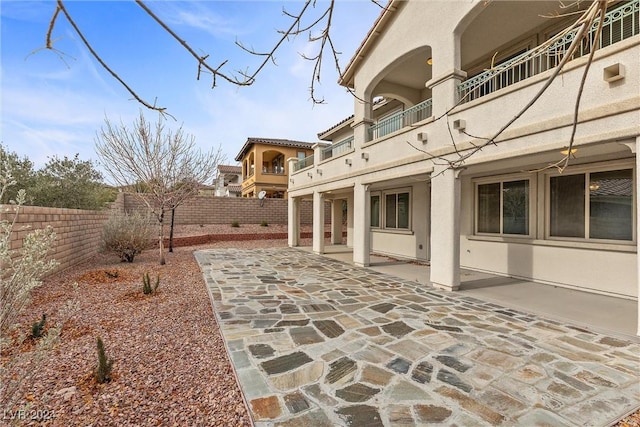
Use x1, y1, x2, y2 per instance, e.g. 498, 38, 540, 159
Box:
1, 1, 381, 176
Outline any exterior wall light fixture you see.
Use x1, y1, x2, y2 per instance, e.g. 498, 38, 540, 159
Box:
361, 152, 369, 161
345, 158, 352, 166
316, 169, 323, 176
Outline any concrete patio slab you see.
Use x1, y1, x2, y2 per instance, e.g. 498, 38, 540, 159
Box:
314, 245, 638, 338
196, 247, 640, 427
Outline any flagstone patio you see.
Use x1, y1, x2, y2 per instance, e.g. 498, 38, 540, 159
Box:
195, 247, 640, 427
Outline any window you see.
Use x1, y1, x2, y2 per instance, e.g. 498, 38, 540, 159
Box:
549, 168, 633, 241
371, 194, 380, 228
384, 191, 410, 229
476, 179, 530, 236
297, 151, 307, 160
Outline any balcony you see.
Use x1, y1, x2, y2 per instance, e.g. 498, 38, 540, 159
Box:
321, 136, 354, 161
293, 154, 314, 172
368, 98, 433, 141
262, 166, 285, 175
458, 0, 639, 103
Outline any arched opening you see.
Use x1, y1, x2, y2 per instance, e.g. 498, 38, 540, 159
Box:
365, 46, 434, 140
261, 150, 286, 175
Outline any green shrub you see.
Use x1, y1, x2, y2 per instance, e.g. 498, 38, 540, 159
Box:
142, 272, 160, 295
102, 211, 153, 262
94, 337, 113, 384
30, 314, 47, 339
231, 220, 240, 228
260, 221, 268, 227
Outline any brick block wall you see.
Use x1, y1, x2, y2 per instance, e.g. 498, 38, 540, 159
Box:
121, 194, 328, 225
1, 205, 109, 274
1, 195, 330, 275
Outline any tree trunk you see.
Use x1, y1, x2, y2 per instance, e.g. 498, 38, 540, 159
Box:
169, 207, 175, 253
158, 210, 166, 265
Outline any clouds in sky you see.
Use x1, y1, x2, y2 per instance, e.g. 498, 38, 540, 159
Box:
1, 1, 381, 173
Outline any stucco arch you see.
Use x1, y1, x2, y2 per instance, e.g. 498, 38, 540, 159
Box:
364, 45, 433, 109
456, 1, 570, 69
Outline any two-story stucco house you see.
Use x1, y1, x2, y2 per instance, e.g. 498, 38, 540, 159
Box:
235, 137, 316, 198
214, 164, 242, 197
287, 1, 640, 333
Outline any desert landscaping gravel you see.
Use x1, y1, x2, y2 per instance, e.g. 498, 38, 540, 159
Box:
2, 224, 638, 426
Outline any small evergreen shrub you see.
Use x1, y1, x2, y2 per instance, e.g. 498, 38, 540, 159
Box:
142, 272, 160, 295
231, 220, 240, 228
30, 314, 47, 339
102, 211, 153, 262
104, 270, 119, 279
260, 220, 268, 227
95, 337, 113, 384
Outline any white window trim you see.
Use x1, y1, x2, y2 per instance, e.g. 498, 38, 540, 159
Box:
474, 173, 535, 238
544, 160, 636, 245
382, 187, 412, 231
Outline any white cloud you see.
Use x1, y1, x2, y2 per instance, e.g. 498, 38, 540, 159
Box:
153, 2, 243, 38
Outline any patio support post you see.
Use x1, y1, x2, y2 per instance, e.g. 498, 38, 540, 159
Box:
288, 196, 300, 247
346, 193, 354, 247
430, 166, 461, 291
312, 191, 325, 254
331, 200, 343, 244
353, 183, 371, 267
635, 137, 640, 336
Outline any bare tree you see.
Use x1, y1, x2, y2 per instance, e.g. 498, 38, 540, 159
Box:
95, 112, 225, 265
45, 0, 612, 174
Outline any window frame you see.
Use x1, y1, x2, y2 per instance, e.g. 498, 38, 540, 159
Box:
545, 161, 636, 244
370, 192, 381, 229
382, 187, 412, 230
474, 174, 535, 238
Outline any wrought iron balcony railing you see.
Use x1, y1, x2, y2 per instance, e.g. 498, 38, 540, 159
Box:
321, 136, 354, 161
368, 98, 433, 141
458, 0, 639, 103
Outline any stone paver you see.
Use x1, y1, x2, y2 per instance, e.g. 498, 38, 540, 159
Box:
195, 248, 640, 426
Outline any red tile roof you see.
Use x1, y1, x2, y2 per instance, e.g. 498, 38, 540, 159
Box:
234, 137, 317, 161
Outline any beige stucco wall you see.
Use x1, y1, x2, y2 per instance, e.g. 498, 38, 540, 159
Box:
289, 1, 639, 299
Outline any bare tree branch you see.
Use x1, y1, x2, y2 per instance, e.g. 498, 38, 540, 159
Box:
410, 1, 608, 173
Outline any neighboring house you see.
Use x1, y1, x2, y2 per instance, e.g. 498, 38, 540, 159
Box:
198, 184, 217, 197
235, 137, 316, 198
215, 164, 242, 197
287, 1, 639, 332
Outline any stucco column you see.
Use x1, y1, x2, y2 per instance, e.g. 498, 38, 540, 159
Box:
331, 200, 343, 245
430, 166, 461, 291
634, 138, 640, 336
313, 191, 325, 254
353, 183, 370, 267
352, 94, 374, 147
346, 193, 354, 247
288, 196, 299, 247
426, 69, 467, 121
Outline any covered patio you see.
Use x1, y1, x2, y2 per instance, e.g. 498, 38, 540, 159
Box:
308, 245, 638, 338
